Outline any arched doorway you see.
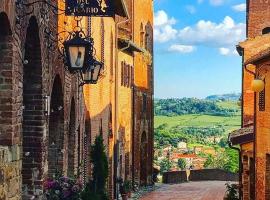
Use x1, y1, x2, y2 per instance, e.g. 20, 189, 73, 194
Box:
67, 98, 76, 177
140, 131, 148, 185
0, 12, 13, 144
22, 16, 44, 191
48, 75, 64, 177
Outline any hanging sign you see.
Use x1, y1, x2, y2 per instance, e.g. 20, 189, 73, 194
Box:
65, 0, 114, 17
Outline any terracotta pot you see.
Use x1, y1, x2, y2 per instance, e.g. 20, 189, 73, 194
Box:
121, 193, 128, 200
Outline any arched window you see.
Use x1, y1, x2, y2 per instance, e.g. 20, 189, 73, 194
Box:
262, 27, 270, 35
140, 23, 144, 47
0, 12, 11, 36
0, 12, 13, 145
145, 22, 153, 53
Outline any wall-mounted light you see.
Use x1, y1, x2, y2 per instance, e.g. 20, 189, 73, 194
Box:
251, 78, 265, 93
63, 31, 94, 73
80, 59, 103, 85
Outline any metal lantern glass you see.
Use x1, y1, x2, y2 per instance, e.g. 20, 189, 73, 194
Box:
82, 59, 103, 84
63, 31, 92, 72
251, 79, 265, 92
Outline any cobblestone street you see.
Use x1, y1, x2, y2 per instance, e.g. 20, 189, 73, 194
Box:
140, 181, 228, 200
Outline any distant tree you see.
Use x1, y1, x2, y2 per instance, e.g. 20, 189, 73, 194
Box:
154, 98, 238, 117
160, 158, 173, 174
224, 148, 239, 173
204, 155, 214, 168
219, 137, 228, 148
177, 158, 187, 170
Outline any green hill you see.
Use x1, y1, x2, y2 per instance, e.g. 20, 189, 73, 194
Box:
154, 98, 239, 117
154, 98, 241, 146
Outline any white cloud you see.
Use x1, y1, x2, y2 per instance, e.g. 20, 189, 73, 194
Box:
154, 10, 177, 43
168, 44, 196, 53
219, 47, 239, 56
177, 16, 246, 48
154, 10, 176, 27
232, 3, 246, 12
186, 5, 196, 14
209, 0, 225, 6
219, 47, 230, 55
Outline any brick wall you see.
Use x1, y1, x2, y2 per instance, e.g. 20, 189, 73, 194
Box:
163, 169, 239, 184
132, 0, 154, 186
265, 154, 270, 199
242, 155, 249, 200
0, 2, 86, 199
247, 1, 270, 38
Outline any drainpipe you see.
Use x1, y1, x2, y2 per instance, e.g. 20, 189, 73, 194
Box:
228, 134, 242, 200
237, 45, 258, 200
242, 53, 257, 200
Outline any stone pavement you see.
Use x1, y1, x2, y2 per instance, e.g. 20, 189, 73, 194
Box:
139, 181, 228, 200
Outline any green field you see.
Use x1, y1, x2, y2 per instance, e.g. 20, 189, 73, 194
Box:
155, 114, 240, 134
155, 100, 241, 135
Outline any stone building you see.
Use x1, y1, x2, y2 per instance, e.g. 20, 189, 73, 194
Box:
0, 0, 153, 199
229, 1, 270, 199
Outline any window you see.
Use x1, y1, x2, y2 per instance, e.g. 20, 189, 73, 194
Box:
140, 23, 144, 47
145, 22, 153, 53
121, 62, 124, 86
142, 93, 147, 112
121, 62, 133, 88
259, 88, 265, 111
262, 27, 270, 35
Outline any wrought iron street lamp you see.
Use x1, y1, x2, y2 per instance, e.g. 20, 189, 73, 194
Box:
63, 31, 94, 73
81, 59, 103, 85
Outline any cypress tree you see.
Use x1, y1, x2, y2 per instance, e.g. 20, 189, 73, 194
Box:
81, 135, 108, 200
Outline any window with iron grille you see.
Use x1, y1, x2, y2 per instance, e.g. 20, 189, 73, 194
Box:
259, 88, 265, 111
142, 93, 147, 112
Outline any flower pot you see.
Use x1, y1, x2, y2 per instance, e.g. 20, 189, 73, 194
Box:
121, 193, 128, 200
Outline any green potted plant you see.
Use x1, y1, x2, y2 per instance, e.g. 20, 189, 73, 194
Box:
81, 135, 109, 200
224, 183, 239, 200
120, 180, 132, 200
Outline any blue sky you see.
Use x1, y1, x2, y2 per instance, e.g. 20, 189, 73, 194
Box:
154, 0, 246, 98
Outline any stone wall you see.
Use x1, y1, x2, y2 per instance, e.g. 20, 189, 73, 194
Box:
163, 169, 239, 184
0, 147, 21, 200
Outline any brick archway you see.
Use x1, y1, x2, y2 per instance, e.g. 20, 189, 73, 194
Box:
0, 12, 13, 145
22, 16, 44, 192
67, 98, 76, 177
140, 131, 148, 185
48, 75, 64, 177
